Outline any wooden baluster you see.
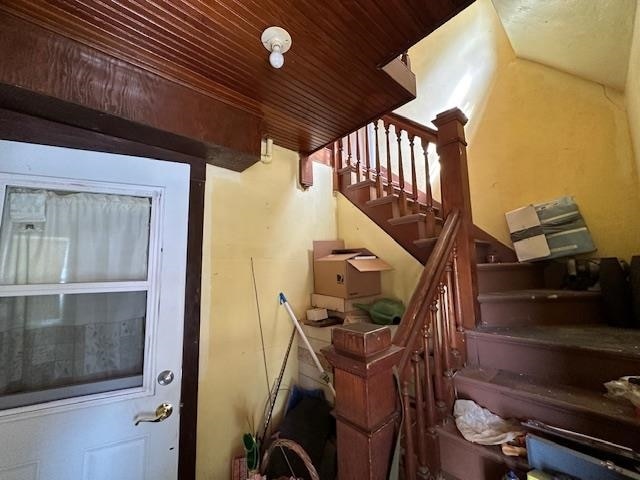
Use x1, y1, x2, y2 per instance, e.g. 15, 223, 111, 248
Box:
409, 134, 419, 214
365, 126, 371, 182
374, 121, 383, 198
402, 377, 417, 480
347, 133, 352, 169
422, 324, 437, 429
445, 253, 461, 356
451, 244, 466, 363
412, 350, 428, 477
332, 141, 340, 193
355, 129, 361, 183
384, 121, 393, 196
438, 281, 453, 376
339, 137, 345, 169
421, 138, 436, 237
430, 299, 445, 413
397, 127, 407, 216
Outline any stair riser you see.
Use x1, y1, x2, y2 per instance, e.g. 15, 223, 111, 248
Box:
344, 184, 376, 204
467, 334, 640, 391
475, 243, 490, 264
438, 426, 527, 480
388, 221, 426, 242
455, 378, 640, 451
478, 267, 545, 294
479, 299, 604, 327
363, 202, 429, 263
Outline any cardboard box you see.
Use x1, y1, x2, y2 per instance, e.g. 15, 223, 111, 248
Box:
311, 293, 381, 312
506, 197, 595, 262
306, 308, 328, 322
313, 240, 392, 299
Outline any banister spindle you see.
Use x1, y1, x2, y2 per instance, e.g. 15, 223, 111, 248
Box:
339, 137, 345, 169
397, 128, 407, 216
347, 133, 352, 169
422, 324, 437, 429
364, 126, 371, 182
421, 137, 436, 237
430, 300, 445, 413
445, 254, 461, 357
402, 378, 417, 480
409, 134, 419, 214
374, 122, 383, 198
355, 129, 361, 183
412, 350, 428, 477
384, 121, 393, 196
438, 281, 453, 376
451, 245, 466, 350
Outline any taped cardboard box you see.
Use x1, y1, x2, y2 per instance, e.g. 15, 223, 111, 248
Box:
313, 240, 392, 299
506, 197, 596, 262
311, 293, 381, 312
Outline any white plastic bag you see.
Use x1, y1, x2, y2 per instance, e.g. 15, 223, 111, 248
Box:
453, 399, 524, 445
604, 376, 640, 408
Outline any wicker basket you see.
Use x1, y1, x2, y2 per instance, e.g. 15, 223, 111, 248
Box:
260, 438, 320, 480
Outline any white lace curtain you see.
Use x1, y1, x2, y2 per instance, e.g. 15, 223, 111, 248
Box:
0, 188, 151, 399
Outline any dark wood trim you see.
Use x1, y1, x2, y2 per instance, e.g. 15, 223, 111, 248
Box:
0, 13, 261, 171
179, 177, 205, 480
0, 109, 205, 480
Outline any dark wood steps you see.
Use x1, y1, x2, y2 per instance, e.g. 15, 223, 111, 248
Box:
477, 262, 545, 293
478, 289, 604, 327
454, 367, 640, 451
437, 420, 529, 480
467, 325, 640, 391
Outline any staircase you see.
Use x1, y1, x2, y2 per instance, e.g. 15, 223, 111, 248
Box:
322, 109, 640, 479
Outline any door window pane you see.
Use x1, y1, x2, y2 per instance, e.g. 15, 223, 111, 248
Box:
0, 187, 151, 285
0, 291, 146, 410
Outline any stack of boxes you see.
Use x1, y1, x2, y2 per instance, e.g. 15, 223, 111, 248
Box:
297, 240, 392, 400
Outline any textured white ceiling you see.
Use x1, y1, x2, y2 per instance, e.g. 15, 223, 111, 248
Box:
492, 0, 637, 90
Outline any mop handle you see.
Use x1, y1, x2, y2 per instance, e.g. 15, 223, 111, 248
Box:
279, 293, 336, 397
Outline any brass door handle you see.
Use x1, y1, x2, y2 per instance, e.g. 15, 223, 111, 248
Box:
134, 403, 173, 426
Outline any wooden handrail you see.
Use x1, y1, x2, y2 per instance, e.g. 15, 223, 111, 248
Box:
382, 112, 438, 143
393, 209, 460, 373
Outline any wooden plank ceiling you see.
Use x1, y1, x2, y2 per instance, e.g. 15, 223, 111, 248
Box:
0, 0, 473, 156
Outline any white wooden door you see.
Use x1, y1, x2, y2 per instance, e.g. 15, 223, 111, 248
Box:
0, 140, 189, 480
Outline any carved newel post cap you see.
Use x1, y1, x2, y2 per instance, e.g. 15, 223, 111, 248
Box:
432, 107, 468, 127
332, 323, 392, 359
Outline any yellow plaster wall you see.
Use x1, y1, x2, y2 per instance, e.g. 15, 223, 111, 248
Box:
336, 195, 423, 304
627, 5, 640, 176
387, 0, 640, 261
469, 59, 640, 260
396, 0, 514, 141
196, 150, 337, 479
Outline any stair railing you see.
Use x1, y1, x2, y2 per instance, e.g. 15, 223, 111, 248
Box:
328, 108, 479, 479
333, 112, 439, 235
394, 209, 461, 479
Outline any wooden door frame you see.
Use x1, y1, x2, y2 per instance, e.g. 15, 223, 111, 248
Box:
0, 107, 205, 480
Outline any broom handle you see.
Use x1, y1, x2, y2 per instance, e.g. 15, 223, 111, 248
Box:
279, 293, 336, 397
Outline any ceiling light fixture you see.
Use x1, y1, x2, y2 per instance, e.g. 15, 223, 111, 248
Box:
261, 26, 292, 69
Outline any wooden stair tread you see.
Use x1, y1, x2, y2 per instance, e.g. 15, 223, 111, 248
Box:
478, 289, 601, 303
477, 262, 542, 271
345, 179, 375, 190
436, 420, 530, 471
470, 325, 640, 358
456, 367, 640, 427
388, 213, 425, 225
365, 195, 395, 207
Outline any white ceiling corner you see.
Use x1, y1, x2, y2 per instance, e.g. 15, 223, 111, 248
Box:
492, 0, 637, 90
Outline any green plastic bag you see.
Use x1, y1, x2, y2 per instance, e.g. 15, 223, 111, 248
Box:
355, 298, 405, 325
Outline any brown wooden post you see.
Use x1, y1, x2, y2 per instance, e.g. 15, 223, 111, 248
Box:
323, 324, 402, 480
433, 108, 479, 330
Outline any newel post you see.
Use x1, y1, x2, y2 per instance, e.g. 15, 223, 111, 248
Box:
433, 108, 479, 331
322, 324, 403, 480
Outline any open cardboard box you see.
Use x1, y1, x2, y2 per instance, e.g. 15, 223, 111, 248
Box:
313, 240, 392, 299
